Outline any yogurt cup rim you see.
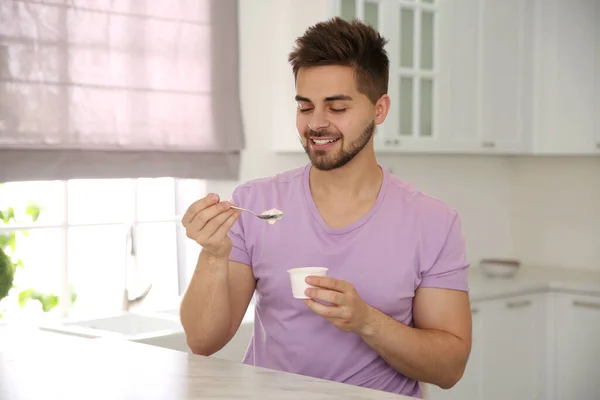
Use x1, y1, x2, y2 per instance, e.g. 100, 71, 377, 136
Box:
287, 267, 329, 274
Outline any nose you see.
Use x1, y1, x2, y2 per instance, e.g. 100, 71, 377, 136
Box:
308, 109, 330, 132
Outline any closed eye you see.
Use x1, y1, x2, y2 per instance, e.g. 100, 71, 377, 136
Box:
298, 107, 346, 113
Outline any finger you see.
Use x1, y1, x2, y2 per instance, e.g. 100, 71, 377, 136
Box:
305, 276, 349, 293
182, 193, 220, 224
303, 299, 343, 319
196, 208, 236, 242
209, 210, 241, 241
305, 288, 345, 306
188, 201, 231, 233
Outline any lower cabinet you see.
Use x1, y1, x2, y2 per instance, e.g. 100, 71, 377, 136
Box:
551, 293, 600, 400
427, 291, 600, 400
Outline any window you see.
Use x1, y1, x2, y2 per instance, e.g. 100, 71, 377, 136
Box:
0, 0, 245, 322
0, 178, 205, 321
335, 0, 438, 142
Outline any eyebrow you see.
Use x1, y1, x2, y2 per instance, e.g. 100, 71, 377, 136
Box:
295, 94, 354, 103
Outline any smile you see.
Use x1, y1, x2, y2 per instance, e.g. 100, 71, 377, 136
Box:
310, 137, 340, 148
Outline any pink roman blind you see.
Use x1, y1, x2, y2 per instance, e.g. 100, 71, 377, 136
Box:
0, 0, 244, 181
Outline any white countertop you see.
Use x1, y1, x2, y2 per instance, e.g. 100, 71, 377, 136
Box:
468, 264, 600, 301
0, 328, 417, 400
3, 265, 599, 400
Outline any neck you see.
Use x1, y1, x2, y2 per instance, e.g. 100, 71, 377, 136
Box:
309, 147, 382, 199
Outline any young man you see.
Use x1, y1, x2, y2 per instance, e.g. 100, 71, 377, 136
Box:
180, 17, 472, 398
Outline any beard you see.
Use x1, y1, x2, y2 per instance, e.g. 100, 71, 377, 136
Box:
302, 120, 375, 171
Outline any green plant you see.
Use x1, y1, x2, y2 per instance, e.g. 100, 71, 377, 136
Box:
0, 200, 76, 318
0, 247, 13, 303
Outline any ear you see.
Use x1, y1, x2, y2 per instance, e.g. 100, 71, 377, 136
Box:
374, 94, 391, 125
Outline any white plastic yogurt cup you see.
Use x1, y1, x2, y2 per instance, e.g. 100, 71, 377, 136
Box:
287, 267, 329, 299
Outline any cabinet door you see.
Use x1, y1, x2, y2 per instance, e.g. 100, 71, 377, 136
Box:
427, 304, 483, 400
533, 0, 600, 155
553, 294, 600, 400
435, 0, 481, 153
479, 0, 534, 153
441, 0, 533, 154
481, 294, 545, 400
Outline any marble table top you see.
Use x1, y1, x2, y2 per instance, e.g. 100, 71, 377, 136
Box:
0, 328, 415, 400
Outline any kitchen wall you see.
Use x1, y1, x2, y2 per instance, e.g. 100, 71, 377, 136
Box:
206, 0, 600, 271
511, 157, 600, 270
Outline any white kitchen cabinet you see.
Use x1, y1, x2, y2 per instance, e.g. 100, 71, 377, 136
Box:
480, 294, 546, 400
272, 0, 600, 156
306, 0, 536, 155
531, 0, 600, 155
375, 0, 449, 153
428, 294, 545, 400
438, 0, 534, 155
429, 291, 600, 400
478, 0, 534, 154
550, 293, 600, 400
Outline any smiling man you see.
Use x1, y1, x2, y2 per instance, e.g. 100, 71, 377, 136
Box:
180, 17, 472, 398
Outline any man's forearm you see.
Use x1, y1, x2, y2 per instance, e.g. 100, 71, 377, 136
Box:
358, 306, 469, 389
180, 250, 233, 355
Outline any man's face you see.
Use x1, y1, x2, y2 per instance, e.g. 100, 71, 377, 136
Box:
294, 65, 389, 171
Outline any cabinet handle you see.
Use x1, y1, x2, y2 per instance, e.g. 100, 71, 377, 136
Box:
506, 299, 531, 309
471, 307, 479, 314
482, 141, 495, 148
596, 142, 600, 149
384, 139, 401, 146
573, 300, 600, 310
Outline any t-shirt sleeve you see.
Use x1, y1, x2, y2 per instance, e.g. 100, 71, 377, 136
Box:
419, 210, 469, 291
227, 187, 252, 266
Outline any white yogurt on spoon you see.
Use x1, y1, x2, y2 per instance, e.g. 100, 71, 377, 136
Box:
260, 208, 284, 225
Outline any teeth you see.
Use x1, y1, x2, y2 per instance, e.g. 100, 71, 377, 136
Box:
313, 139, 336, 145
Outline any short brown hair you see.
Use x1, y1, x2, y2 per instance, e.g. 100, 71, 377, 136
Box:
288, 17, 389, 104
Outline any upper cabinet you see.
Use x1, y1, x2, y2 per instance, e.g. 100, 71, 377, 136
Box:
335, 0, 535, 155
271, 0, 600, 156
436, 0, 535, 154
532, 0, 600, 155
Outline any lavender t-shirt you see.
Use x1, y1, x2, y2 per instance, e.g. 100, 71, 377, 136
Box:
227, 163, 469, 398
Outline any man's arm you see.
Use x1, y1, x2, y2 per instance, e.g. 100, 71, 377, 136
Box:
358, 209, 472, 388
304, 279, 471, 389
304, 208, 471, 389
179, 192, 256, 356
180, 253, 256, 356
357, 288, 472, 389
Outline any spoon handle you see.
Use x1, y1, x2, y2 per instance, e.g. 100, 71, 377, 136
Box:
230, 205, 256, 215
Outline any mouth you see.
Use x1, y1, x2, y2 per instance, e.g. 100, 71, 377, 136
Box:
309, 137, 340, 151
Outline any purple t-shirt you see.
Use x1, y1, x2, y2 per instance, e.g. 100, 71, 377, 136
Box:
227, 163, 469, 398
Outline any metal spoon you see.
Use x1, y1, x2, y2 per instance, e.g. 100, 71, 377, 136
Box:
230, 205, 283, 220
